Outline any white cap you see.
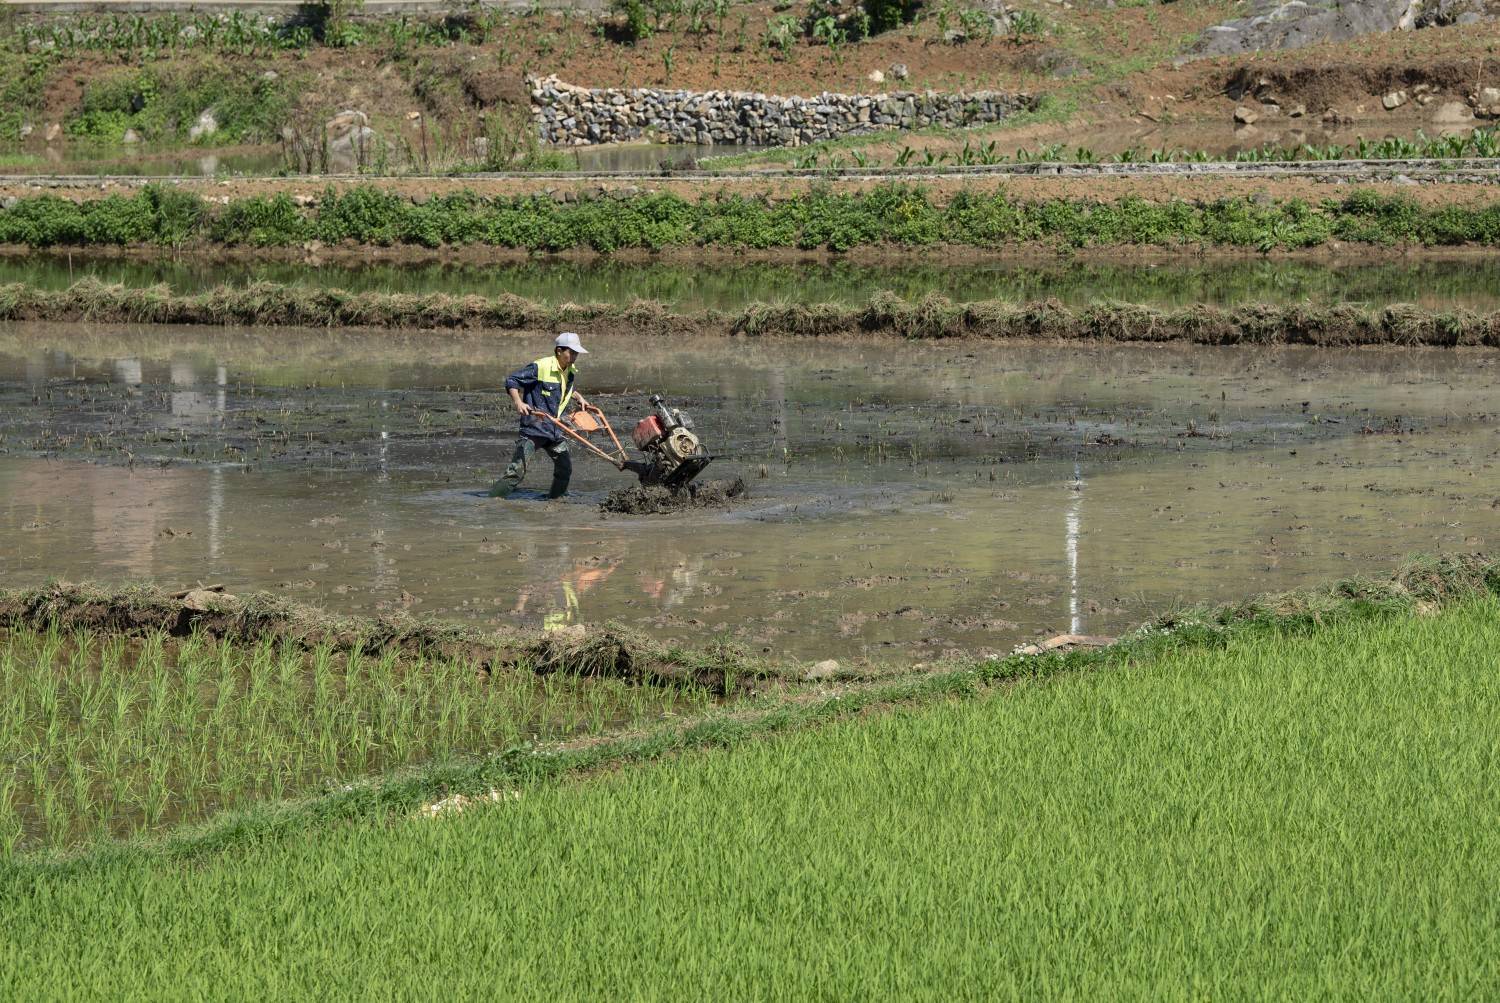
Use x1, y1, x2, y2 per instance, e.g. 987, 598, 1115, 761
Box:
555, 331, 588, 355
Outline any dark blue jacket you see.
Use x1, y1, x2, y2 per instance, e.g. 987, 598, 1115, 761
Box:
506, 354, 578, 443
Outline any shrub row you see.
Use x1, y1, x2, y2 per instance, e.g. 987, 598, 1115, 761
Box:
3, 184, 1500, 251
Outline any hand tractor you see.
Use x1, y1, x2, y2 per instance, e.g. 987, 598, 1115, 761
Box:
531, 394, 713, 490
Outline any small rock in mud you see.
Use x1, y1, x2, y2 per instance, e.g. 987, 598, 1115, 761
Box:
181, 588, 236, 612
600, 478, 746, 515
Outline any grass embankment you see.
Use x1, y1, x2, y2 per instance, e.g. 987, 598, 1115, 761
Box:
0, 45, 295, 145
3, 559, 1498, 996
3, 184, 1499, 252
9, 277, 1500, 346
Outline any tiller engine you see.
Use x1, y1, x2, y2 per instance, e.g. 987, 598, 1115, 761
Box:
530, 393, 713, 490
628, 395, 713, 489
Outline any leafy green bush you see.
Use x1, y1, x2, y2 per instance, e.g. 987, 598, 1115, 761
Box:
1007, 8, 1045, 38
611, 0, 653, 42
64, 60, 292, 144
0, 54, 57, 141
0, 188, 211, 246
208, 194, 311, 246
763, 14, 799, 56
66, 69, 152, 141
1, 184, 1498, 252
0, 197, 87, 246
315, 185, 411, 245
144, 184, 208, 247
863, 0, 917, 34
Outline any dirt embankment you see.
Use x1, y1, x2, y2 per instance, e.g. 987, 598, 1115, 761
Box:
0, 581, 776, 694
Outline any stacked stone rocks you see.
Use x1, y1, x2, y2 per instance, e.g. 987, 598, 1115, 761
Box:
530, 76, 1036, 146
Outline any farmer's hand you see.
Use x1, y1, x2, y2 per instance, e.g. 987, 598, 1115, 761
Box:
515, 402, 533, 417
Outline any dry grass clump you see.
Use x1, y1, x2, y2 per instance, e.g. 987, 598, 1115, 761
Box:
6, 279, 1500, 346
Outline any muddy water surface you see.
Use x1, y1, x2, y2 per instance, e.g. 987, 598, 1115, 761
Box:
2, 324, 1496, 663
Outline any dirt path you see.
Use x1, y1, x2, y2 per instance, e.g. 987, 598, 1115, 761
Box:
3, 160, 1498, 209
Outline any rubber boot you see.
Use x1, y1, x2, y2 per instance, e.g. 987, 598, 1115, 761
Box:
546, 445, 573, 499
490, 438, 533, 498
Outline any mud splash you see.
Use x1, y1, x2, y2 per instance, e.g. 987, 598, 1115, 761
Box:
601, 478, 748, 515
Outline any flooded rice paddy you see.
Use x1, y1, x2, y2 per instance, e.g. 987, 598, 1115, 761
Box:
3, 324, 1495, 663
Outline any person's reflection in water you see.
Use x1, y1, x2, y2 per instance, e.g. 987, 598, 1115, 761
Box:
637, 553, 706, 608
537, 556, 620, 631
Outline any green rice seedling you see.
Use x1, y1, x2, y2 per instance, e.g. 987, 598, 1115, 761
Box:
138, 755, 171, 830
64, 738, 93, 823
0, 640, 16, 692
311, 644, 334, 717
107, 672, 138, 738
0, 772, 21, 858
143, 651, 172, 739
29, 660, 61, 740
76, 662, 106, 732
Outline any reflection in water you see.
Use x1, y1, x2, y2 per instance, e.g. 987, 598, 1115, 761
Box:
1067, 463, 1082, 636
0, 145, 284, 178
9, 256, 1500, 311
208, 466, 224, 563
114, 357, 142, 386
511, 547, 622, 631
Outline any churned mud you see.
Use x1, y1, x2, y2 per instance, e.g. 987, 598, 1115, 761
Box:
601, 478, 748, 515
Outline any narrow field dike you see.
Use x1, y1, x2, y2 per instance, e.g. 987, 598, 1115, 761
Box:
3, 183, 1500, 252
8, 278, 1500, 346
0, 582, 775, 694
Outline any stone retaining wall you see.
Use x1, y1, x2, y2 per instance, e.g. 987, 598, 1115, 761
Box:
530, 76, 1036, 147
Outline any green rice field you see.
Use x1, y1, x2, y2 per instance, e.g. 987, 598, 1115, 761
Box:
4, 590, 1497, 998
0, 625, 712, 853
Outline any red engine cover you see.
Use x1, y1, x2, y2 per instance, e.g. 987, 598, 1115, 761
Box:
632, 415, 664, 450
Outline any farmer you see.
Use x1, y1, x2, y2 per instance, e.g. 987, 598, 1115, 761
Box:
489, 332, 587, 499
